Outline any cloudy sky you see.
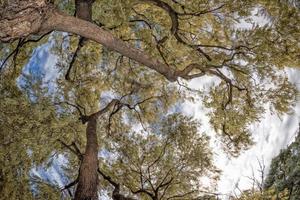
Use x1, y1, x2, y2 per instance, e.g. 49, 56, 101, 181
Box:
181, 69, 300, 198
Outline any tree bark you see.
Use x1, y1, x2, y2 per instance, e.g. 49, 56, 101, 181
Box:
74, 117, 99, 200
74, 100, 119, 200
0, 0, 50, 40
43, 10, 178, 82
0, 1, 181, 82
75, 0, 94, 21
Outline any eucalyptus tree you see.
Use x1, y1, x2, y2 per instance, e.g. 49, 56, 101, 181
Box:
0, 0, 299, 200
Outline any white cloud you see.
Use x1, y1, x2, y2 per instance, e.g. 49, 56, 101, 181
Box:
181, 68, 300, 199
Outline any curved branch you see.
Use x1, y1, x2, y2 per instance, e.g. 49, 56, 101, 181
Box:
0, 1, 247, 84
141, 0, 212, 61
42, 10, 181, 81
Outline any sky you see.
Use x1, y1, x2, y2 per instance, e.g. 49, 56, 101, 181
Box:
182, 69, 300, 199
22, 36, 300, 199
18, 35, 59, 94
16, 8, 300, 199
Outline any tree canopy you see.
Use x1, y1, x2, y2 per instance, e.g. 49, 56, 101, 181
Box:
263, 127, 300, 200
0, 0, 299, 200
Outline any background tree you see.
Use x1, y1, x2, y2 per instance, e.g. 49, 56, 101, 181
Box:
232, 127, 300, 200
263, 127, 300, 200
233, 188, 290, 200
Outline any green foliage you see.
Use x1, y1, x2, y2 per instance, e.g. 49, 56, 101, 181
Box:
234, 187, 290, 200
0, 0, 299, 199
0, 76, 83, 199
100, 114, 219, 199
263, 128, 300, 200
236, 127, 300, 200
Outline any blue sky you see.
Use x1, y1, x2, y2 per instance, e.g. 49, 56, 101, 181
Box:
18, 35, 59, 95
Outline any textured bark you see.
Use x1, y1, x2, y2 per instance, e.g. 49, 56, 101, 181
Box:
74, 117, 99, 200
75, 0, 94, 21
0, 0, 51, 41
0, 1, 180, 81
74, 100, 119, 200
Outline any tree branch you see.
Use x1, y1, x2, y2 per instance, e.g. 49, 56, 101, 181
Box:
41, 8, 219, 82
65, 37, 85, 81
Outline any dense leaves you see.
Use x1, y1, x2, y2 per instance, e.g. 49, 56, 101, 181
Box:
0, 0, 299, 199
0, 77, 79, 199
263, 128, 300, 200
100, 114, 218, 199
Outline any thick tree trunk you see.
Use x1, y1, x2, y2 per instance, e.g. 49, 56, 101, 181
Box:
75, 117, 99, 200
0, 0, 51, 40
74, 100, 119, 200
75, 0, 94, 21
73, 1, 100, 199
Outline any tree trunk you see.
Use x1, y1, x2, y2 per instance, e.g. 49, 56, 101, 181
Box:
74, 117, 99, 200
0, 0, 50, 40
74, 100, 119, 200
75, 0, 94, 21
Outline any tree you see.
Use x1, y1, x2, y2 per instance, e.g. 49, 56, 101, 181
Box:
233, 188, 290, 200
263, 127, 300, 200
0, 75, 78, 199
0, 0, 299, 200
233, 127, 300, 200
100, 114, 218, 200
